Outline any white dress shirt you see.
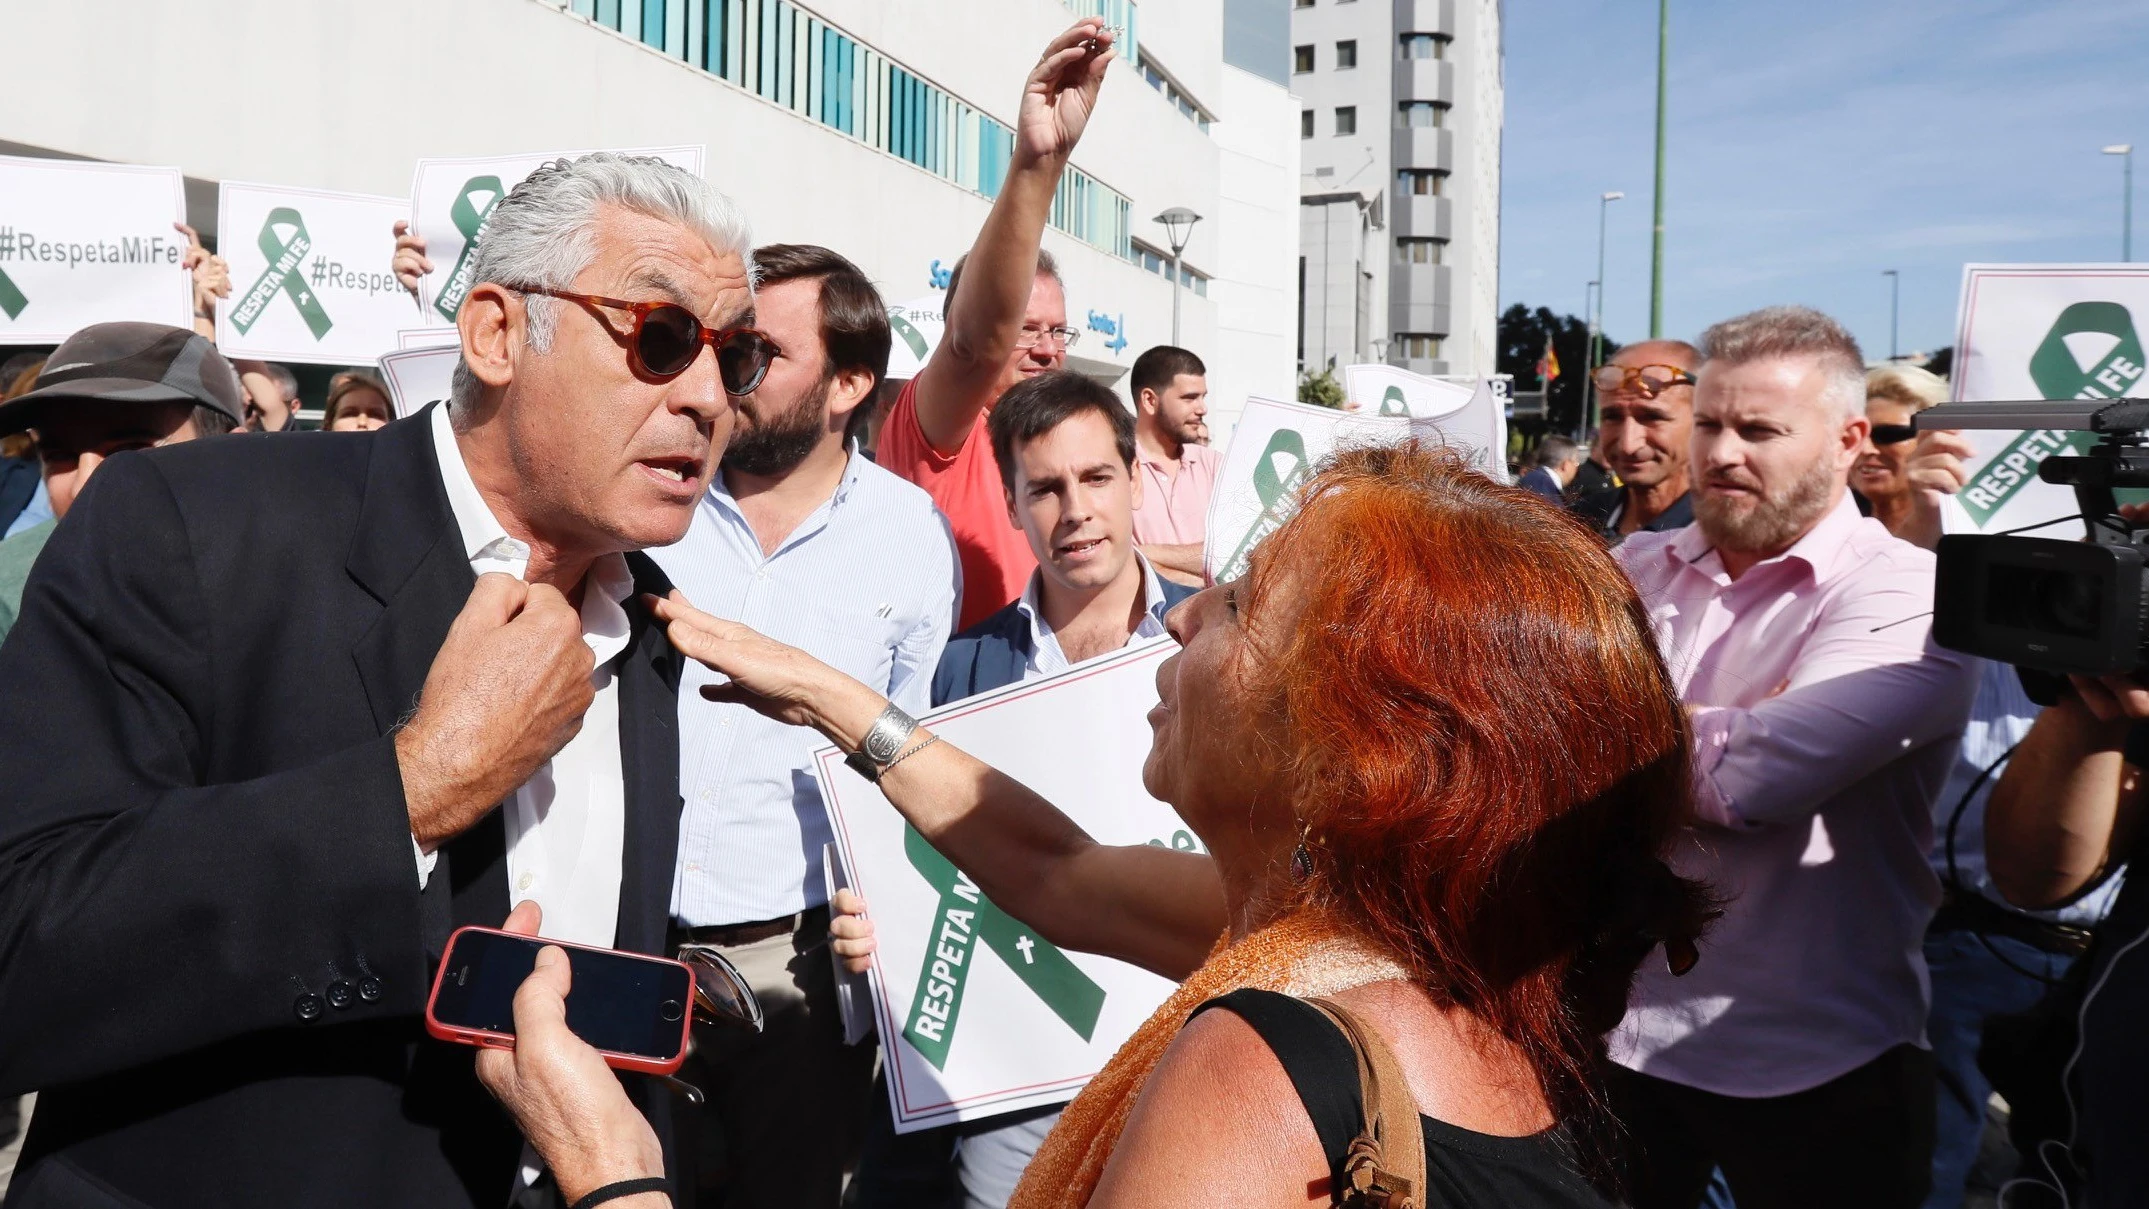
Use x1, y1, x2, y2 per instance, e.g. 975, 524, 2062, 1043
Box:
1013, 552, 1171, 678
424, 402, 635, 950
653, 451, 958, 927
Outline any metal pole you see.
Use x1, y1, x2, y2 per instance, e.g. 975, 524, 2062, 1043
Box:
2127, 149, 2135, 262
1584, 280, 1599, 430
1883, 269, 1899, 359
1169, 249, 1182, 347
1648, 0, 1668, 338
1592, 198, 1611, 429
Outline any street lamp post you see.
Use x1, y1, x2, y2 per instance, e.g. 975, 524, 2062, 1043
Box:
1648, 0, 1669, 338
1153, 206, 1203, 347
1583, 279, 1599, 429
1882, 269, 1899, 360
1589, 192, 1624, 431
2104, 145, 2134, 261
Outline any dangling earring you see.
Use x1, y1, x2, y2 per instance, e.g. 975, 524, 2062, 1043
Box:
1290, 823, 1313, 883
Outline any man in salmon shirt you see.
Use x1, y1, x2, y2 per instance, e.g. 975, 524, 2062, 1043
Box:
879, 17, 1112, 630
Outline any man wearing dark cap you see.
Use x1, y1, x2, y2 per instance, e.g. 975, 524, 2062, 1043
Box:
0, 322, 241, 641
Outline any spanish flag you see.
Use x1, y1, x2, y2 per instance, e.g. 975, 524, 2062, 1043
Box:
1536, 335, 1561, 385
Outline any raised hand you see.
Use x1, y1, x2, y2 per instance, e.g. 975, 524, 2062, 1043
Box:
1896, 428, 1976, 551
397, 574, 596, 850
645, 590, 861, 730
393, 220, 434, 298
1015, 18, 1114, 166
828, 888, 876, 976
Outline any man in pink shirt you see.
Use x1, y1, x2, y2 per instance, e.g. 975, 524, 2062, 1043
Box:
1127, 345, 1218, 586
1609, 306, 1979, 1209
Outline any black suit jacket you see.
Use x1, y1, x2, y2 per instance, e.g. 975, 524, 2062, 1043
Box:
0, 409, 684, 1209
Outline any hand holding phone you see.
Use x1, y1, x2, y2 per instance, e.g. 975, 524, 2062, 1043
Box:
467, 908, 669, 1205
428, 925, 696, 1074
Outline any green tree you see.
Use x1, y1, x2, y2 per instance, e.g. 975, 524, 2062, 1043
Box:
1497, 304, 1617, 435
1297, 367, 1345, 409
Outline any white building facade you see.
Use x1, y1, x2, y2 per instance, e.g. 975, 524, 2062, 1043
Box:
4, 0, 1299, 435
1291, 0, 1502, 380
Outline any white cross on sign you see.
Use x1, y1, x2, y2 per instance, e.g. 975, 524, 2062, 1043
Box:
1015, 935, 1036, 964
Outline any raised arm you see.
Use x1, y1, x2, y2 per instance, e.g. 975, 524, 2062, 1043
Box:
1986, 676, 2149, 910
909, 19, 1112, 453
649, 591, 1225, 980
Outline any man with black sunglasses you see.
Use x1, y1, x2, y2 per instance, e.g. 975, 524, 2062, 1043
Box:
0, 154, 748, 1208
1569, 339, 1703, 544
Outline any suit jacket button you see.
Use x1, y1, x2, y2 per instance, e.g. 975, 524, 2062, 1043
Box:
294, 993, 325, 1022
326, 980, 355, 1010
358, 977, 384, 1003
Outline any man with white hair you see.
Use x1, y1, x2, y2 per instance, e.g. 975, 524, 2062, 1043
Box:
0, 154, 757, 1207
1607, 306, 1980, 1209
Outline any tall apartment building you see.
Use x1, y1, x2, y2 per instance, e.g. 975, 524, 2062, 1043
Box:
1291, 0, 1503, 380
4, 0, 1299, 436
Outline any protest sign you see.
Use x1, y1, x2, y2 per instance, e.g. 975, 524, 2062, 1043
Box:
397, 326, 459, 349
378, 343, 460, 419
885, 292, 946, 380
411, 146, 705, 323
214, 182, 415, 366
814, 638, 1201, 1131
1203, 395, 1419, 583
1342, 363, 1509, 479
0, 155, 189, 343
1949, 265, 2149, 533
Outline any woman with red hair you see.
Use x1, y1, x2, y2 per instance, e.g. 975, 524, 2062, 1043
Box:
650, 441, 1712, 1206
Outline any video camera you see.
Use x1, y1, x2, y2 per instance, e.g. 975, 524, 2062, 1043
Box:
1922, 397, 2149, 681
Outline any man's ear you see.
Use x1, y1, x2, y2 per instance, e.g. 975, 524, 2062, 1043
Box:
1005, 485, 1023, 532
1136, 387, 1157, 417
827, 367, 876, 428
460, 283, 522, 395
1839, 413, 1872, 465
1129, 459, 1145, 510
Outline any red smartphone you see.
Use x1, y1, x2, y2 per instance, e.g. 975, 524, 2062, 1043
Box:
425, 926, 694, 1075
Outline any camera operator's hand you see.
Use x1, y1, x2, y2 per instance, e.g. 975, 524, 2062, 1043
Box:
2068, 673, 2149, 723
397, 573, 595, 851
1895, 428, 1976, 551
477, 903, 668, 1208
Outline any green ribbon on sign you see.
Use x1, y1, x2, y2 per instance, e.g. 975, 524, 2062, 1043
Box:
432, 176, 506, 322
1217, 428, 1310, 583
0, 264, 24, 321
901, 825, 1105, 1072
889, 310, 931, 361
229, 208, 332, 339
1378, 385, 1410, 417
1957, 427, 2097, 528
0, 266, 23, 322
2029, 302, 2147, 402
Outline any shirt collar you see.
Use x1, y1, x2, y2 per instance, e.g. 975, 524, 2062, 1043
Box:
1016, 550, 1170, 640
704, 449, 865, 544
430, 402, 527, 570
1670, 490, 1864, 582
428, 403, 634, 651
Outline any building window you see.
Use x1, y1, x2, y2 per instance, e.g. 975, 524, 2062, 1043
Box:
1395, 238, 1444, 264
1395, 334, 1443, 360
1132, 239, 1209, 295
1301, 109, 1315, 139
1399, 33, 1449, 60
1396, 169, 1446, 196
1334, 40, 1357, 69
1334, 106, 1357, 136
1293, 44, 1315, 73
1295, 0, 1314, 7
1135, 48, 1213, 131
1396, 101, 1446, 128
565, 0, 1133, 260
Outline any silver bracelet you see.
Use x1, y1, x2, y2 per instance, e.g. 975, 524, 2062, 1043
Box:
844, 704, 919, 783
876, 733, 942, 779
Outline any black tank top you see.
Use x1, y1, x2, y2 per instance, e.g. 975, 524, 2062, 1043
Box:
1190, 989, 1615, 1209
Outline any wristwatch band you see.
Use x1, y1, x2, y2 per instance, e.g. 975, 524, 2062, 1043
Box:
844, 704, 919, 784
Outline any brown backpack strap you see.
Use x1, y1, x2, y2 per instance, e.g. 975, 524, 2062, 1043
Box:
1307, 997, 1429, 1209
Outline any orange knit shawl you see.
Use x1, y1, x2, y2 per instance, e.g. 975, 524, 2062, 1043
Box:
1006, 910, 1411, 1209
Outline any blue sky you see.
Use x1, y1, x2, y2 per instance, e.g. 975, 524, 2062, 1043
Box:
1498, 0, 2149, 360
